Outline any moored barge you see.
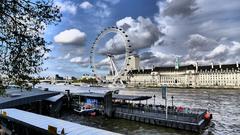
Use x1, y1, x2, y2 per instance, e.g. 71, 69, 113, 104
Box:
71, 91, 212, 132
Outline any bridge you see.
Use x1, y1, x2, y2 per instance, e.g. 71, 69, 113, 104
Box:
39, 79, 73, 84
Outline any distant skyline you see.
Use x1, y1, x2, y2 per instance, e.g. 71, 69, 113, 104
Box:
42, 0, 240, 77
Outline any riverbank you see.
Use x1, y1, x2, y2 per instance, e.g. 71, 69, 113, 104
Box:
127, 85, 240, 90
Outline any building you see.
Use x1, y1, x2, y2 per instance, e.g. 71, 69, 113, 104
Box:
104, 54, 240, 88
127, 55, 140, 71
127, 62, 240, 88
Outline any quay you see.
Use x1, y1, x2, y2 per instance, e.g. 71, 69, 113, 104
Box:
71, 91, 212, 132
0, 108, 121, 135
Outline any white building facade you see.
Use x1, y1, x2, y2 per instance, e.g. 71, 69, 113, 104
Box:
127, 63, 240, 88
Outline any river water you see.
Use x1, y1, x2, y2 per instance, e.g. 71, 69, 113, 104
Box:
38, 84, 240, 135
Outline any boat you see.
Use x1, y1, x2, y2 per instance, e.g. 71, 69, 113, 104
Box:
108, 84, 126, 89
73, 104, 98, 116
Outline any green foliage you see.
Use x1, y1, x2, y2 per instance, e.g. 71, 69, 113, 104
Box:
81, 78, 97, 84
73, 78, 98, 84
0, 89, 6, 96
0, 0, 61, 88
31, 78, 40, 87
0, 80, 5, 95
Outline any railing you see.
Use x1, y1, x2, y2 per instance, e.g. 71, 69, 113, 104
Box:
114, 105, 206, 123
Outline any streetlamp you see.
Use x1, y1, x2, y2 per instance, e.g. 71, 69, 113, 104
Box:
153, 95, 156, 106
171, 95, 174, 107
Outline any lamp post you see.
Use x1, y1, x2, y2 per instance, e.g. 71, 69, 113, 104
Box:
153, 95, 156, 106
171, 95, 174, 107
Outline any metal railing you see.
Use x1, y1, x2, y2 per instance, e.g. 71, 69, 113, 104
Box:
114, 105, 206, 123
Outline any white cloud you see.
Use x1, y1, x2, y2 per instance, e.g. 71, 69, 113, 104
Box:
148, 0, 240, 67
50, 0, 240, 74
95, 0, 240, 69
185, 34, 218, 52
95, 1, 111, 18
229, 41, 240, 55
98, 16, 163, 55
58, 53, 71, 60
206, 44, 228, 59
70, 57, 89, 67
139, 51, 175, 68
79, 1, 93, 9
54, 29, 86, 45
163, 0, 198, 17
204, 41, 240, 62
95, 58, 109, 67
102, 0, 120, 5
70, 57, 83, 63
55, 1, 77, 15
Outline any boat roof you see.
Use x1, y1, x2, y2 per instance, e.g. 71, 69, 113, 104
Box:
46, 93, 65, 102
73, 92, 152, 101
0, 88, 59, 109
0, 108, 121, 135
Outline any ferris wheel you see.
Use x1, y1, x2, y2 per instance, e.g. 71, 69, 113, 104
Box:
90, 26, 132, 84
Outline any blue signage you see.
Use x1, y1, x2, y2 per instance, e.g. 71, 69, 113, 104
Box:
86, 98, 98, 105
162, 86, 167, 99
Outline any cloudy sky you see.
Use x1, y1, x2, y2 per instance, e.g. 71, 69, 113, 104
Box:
42, 0, 240, 77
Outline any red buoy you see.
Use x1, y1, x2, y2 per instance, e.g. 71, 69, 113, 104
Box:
204, 112, 212, 120
90, 112, 96, 116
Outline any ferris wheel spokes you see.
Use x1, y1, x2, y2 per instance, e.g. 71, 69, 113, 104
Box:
90, 26, 131, 85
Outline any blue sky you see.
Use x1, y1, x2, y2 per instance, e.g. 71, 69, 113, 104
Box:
41, 0, 240, 77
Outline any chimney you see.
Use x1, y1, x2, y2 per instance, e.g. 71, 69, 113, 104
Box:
211, 62, 214, 69
152, 65, 155, 71
195, 61, 198, 72
175, 57, 180, 70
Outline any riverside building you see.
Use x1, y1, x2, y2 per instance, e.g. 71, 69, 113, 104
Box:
127, 61, 240, 88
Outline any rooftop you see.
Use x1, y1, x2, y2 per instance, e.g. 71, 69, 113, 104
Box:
198, 64, 239, 71
128, 63, 239, 74
0, 108, 120, 135
73, 92, 152, 101
0, 88, 59, 109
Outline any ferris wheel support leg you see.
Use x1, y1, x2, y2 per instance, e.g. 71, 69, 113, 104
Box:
109, 56, 119, 76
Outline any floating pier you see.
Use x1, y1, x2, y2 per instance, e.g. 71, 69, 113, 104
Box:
113, 105, 210, 132
72, 91, 212, 132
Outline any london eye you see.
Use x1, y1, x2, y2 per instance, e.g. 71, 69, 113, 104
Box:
90, 26, 132, 85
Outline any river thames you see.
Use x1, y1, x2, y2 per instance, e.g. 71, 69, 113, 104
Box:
38, 84, 240, 135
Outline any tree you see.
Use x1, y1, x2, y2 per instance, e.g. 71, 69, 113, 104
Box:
0, 0, 61, 89
80, 78, 98, 84
71, 76, 77, 80
0, 78, 6, 95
